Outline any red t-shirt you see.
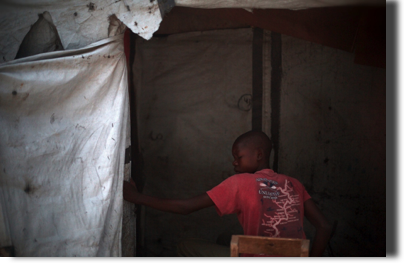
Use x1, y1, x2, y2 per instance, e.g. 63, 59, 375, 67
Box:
207, 169, 311, 239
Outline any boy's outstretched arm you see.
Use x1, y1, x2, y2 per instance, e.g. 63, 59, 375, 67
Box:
123, 180, 214, 215
304, 199, 332, 257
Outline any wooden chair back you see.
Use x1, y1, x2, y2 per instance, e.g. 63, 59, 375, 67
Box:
230, 235, 309, 257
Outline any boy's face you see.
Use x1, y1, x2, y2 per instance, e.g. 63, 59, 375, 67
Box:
232, 142, 259, 174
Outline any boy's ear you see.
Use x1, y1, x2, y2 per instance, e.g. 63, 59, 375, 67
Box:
256, 149, 263, 161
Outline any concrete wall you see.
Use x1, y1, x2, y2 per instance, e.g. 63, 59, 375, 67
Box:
279, 35, 386, 256
134, 29, 252, 256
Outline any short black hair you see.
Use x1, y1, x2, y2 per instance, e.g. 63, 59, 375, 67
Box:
233, 130, 272, 158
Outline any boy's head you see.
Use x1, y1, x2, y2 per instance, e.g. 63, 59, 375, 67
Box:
232, 131, 272, 174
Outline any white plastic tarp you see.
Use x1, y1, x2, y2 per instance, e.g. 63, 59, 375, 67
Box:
0, 34, 128, 256
0, 0, 162, 63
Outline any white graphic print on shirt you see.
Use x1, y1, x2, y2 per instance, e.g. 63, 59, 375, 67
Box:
257, 178, 303, 238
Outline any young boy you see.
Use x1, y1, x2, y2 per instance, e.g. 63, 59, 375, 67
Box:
123, 131, 332, 256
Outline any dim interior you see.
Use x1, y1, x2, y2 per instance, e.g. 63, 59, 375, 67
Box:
127, 6, 386, 257
0, 2, 387, 257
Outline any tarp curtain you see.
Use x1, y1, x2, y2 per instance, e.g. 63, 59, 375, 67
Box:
0, 34, 128, 256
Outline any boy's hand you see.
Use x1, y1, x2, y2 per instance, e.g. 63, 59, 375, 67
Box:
129, 178, 137, 189
123, 180, 138, 203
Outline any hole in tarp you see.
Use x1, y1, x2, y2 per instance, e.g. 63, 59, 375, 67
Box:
15, 11, 64, 59
24, 184, 31, 193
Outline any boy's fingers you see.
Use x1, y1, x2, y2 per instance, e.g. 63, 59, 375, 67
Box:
129, 178, 137, 189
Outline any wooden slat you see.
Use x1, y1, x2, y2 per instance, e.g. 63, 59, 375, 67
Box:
232, 235, 310, 257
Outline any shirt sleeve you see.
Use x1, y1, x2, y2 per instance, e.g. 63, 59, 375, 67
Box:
206, 175, 242, 216
295, 178, 311, 202
289, 176, 311, 203
303, 186, 311, 202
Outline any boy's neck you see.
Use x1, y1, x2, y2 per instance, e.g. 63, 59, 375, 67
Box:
256, 163, 270, 172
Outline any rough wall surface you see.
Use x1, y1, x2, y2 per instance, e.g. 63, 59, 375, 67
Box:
134, 29, 252, 256
279, 35, 386, 256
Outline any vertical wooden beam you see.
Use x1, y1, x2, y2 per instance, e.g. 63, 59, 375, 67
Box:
270, 32, 282, 172
121, 28, 136, 258
252, 27, 263, 131
262, 30, 272, 138
126, 29, 146, 257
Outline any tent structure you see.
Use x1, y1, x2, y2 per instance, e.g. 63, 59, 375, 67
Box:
1, 0, 386, 257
